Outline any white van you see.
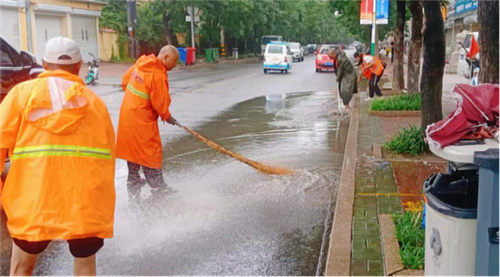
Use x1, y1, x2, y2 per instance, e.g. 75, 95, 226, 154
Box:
263, 42, 292, 74
457, 32, 479, 78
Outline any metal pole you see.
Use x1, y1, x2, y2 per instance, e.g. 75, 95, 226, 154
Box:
126, 0, 138, 59
371, 0, 377, 56
190, 5, 195, 48
25, 0, 33, 52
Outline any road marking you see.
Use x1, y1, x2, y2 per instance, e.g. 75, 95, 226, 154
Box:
185, 73, 257, 93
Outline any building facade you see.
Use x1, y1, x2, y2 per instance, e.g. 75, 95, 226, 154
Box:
0, 0, 106, 63
444, 0, 479, 60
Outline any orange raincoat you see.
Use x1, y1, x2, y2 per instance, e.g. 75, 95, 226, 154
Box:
0, 70, 116, 241
116, 54, 172, 169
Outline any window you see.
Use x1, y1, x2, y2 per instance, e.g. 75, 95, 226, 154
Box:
0, 44, 16, 67
267, 46, 283, 54
289, 43, 300, 50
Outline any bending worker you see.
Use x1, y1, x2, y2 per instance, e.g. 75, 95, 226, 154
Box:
355, 52, 386, 101
328, 49, 357, 111
0, 37, 116, 276
116, 45, 180, 201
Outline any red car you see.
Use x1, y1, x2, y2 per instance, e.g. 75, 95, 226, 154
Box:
315, 44, 341, 72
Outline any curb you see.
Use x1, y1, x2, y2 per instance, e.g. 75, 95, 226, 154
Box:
325, 94, 360, 276
380, 214, 405, 275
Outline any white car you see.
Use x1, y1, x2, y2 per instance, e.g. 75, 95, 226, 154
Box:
457, 32, 479, 78
263, 42, 293, 74
288, 42, 304, 62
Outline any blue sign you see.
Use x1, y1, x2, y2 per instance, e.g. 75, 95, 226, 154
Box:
376, 0, 389, 24
455, 0, 478, 15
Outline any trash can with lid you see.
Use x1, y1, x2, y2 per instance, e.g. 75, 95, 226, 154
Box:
177, 47, 187, 64
186, 47, 196, 65
474, 148, 499, 276
205, 48, 214, 63
424, 172, 478, 276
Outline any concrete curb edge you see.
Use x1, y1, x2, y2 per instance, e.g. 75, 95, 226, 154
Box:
325, 94, 360, 276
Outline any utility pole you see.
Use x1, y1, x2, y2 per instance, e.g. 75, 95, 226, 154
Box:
190, 5, 195, 48
371, 0, 377, 56
25, 0, 33, 52
127, 0, 138, 58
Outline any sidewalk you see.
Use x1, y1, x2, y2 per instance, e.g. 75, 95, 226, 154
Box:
328, 56, 468, 275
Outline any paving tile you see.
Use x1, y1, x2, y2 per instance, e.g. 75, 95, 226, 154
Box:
352, 259, 384, 276
353, 219, 379, 235
353, 207, 378, 220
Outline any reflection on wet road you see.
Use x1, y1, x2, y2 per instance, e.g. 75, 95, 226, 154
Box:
1, 91, 348, 276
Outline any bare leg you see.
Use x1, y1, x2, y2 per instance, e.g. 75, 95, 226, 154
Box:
10, 244, 38, 276
344, 104, 351, 111
74, 254, 96, 276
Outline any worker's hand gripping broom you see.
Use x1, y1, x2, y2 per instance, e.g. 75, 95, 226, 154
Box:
173, 122, 294, 176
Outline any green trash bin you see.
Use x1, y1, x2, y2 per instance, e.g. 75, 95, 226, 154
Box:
205, 49, 214, 63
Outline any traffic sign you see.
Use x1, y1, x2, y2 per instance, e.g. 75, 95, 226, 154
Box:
186, 16, 200, 22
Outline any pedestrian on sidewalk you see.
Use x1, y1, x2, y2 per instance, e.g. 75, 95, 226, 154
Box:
355, 52, 386, 101
0, 37, 116, 276
329, 49, 357, 112
116, 45, 180, 202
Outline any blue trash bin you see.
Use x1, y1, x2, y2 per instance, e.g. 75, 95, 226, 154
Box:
177, 47, 187, 64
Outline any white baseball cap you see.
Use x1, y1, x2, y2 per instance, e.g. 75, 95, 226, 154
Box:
43, 37, 82, 65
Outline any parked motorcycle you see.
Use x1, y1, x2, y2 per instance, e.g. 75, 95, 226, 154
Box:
85, 53, 100, 86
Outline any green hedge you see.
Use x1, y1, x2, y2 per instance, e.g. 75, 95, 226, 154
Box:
370, 93, 421, 111
383, 126, 426, 156
393, 211, 425, 270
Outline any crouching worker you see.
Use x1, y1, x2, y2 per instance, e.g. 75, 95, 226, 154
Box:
0, 37, 116, 276
116, 45, 181, 201
329, 49, 357, 111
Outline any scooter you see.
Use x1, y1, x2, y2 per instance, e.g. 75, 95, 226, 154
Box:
85, 53, 100, 86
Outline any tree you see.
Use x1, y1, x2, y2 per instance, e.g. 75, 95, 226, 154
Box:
392, 0, 406, 91
420, 1, 445, 130
407, 0, 423, 94
478, 0, 499, 84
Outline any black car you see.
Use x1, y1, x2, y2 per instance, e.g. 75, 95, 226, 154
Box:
0, 37, 43, 183
1, 36, 43, 103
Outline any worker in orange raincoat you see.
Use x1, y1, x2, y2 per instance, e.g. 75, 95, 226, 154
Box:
0, 37, 116, 276
116, 45, 180, 201
355, 52, 386, 101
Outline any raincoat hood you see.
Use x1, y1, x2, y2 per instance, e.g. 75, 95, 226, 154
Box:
25, 70, 89, 135
136, 54, 167, 73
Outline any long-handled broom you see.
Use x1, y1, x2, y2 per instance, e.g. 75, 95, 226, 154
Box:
174, 124, 294, 176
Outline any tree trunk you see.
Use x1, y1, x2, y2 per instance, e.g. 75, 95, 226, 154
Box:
392, 0, 406, 91
407, 0, 423, 94
420, 1, 445, 131
478, 0, 499, 84
162, 12, 179, 46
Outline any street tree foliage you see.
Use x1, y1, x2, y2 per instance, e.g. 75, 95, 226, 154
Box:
100, 0, 366, 56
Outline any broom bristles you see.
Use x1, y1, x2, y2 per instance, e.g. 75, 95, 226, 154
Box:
183, 126, 294, 176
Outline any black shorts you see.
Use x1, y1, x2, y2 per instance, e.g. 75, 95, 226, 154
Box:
13, 237, 104, 258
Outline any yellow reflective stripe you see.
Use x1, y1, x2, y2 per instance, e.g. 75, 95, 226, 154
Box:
127, 84, 150, 100
12, 145, 111, 160
11, 151, 111, 160
14, 145, 110, 154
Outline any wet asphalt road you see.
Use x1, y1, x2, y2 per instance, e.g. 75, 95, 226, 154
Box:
0, 56, 349, 275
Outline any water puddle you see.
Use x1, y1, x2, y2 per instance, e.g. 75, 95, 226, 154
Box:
1, 91, 349, 276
